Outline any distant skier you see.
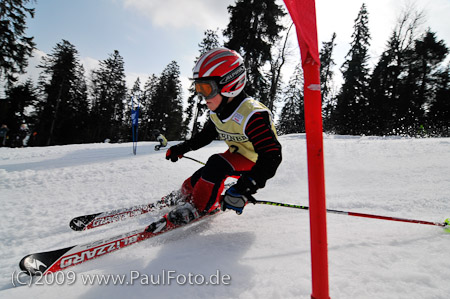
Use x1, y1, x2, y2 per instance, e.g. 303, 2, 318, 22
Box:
17, 124, 31, 147
0, 124, 9, 147
160, 47, 282, 227
152, 130, 167, 151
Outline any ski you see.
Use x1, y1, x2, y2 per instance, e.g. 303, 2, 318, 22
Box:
69, 183, 234, 231
69, 191, 181, 231
20, 209, 222, 276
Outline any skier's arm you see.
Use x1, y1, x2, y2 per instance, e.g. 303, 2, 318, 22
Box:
244, 111, 282, 189
166, 119, 218, 162
185, 119, 218, 150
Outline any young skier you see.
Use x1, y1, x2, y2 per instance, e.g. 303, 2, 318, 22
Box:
152, 129, 168, 151
160, 47, 282, 226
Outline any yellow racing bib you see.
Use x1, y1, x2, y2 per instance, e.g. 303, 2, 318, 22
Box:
210, 98, 276, 162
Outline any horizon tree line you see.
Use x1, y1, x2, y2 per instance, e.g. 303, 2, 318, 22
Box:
1, 1, 449, 147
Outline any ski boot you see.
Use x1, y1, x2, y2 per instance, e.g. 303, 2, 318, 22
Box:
145, 218, 167, 233
167, 202, 200, 225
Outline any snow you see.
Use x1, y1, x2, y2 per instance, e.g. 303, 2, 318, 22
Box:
0, 134, 449, 299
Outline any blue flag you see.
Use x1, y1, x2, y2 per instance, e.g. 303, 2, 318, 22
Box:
131, 107, 139, 127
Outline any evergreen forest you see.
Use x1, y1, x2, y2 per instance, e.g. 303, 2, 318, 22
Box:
1, 1, 448, 147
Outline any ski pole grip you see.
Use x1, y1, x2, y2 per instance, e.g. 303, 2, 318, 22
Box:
247, 194, 257, 204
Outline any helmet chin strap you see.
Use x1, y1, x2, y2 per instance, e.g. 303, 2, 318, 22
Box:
213, 94, 229, 114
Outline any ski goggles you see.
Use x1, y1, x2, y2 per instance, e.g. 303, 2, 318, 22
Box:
194, 80, 219, 99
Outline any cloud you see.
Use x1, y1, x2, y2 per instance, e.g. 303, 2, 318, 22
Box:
80, 56, 100, 79
122, 0, 234, 29
17, 49, 47, 83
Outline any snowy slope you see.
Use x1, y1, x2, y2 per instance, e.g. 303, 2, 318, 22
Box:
0, 134, 449, 299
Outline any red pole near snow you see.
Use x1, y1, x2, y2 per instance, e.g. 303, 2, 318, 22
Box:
304, 59, 330, 299
282, 1, 330, 298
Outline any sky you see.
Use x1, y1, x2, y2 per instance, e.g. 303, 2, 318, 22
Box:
17, 0, 450, 102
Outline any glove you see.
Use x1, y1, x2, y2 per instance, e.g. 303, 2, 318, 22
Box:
222, 186, 247, 214
165, 142, 190, 162
222, 176, 258, 214
234, 175, 259, 195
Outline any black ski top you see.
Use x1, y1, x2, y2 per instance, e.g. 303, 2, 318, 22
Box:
184, 92, 282, 189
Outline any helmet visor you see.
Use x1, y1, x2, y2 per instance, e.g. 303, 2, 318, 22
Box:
194, 81, 219, 99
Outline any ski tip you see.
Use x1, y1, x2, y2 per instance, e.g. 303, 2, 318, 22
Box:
19, 254, 48, 276
69, 219, 86, 231
444, 218, 450, 233
69, 214, 100, 231
19, 247, 75, 276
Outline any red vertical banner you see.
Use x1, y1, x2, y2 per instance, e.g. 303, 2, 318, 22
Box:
282, 1, 330, 299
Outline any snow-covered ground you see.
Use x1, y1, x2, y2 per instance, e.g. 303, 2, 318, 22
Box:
0, 134, 449, 299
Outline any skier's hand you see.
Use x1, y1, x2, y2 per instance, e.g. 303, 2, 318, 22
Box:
222, 176, 258, 214
234, 175, 258, 195
222, 186, 248, 214
165, 143, 190, 162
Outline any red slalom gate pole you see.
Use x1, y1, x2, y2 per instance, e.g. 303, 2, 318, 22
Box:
282, 0, 330, 298
303, 59, 330, 299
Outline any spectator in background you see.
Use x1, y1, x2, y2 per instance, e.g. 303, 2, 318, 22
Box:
18, 124, 31, 147
0, 124, 9, 147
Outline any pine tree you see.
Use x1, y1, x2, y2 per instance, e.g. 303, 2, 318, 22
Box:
223, 0, 285, 105
368, 6, 425, 135
130, 77, 142, 97
277, 63, 305, 135
320, 32, 337, 130
148, 61, 183, 140
34, 40, 89, 145
90, 50, 127, 142
1, 79, 37, 138
0, 0, 36, 85
427, 63, 450, 136
142, 74, 159, 140
332, 4, 371, 135
396, 30, 448, 135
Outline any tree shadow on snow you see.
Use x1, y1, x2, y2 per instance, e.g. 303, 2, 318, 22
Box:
0, 142, 162, 172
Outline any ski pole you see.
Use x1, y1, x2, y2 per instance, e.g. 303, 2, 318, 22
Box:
249, 197, 450, 230
183, 155, 206, 165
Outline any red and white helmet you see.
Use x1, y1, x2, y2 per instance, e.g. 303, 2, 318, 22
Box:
192, 47, 246, 98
